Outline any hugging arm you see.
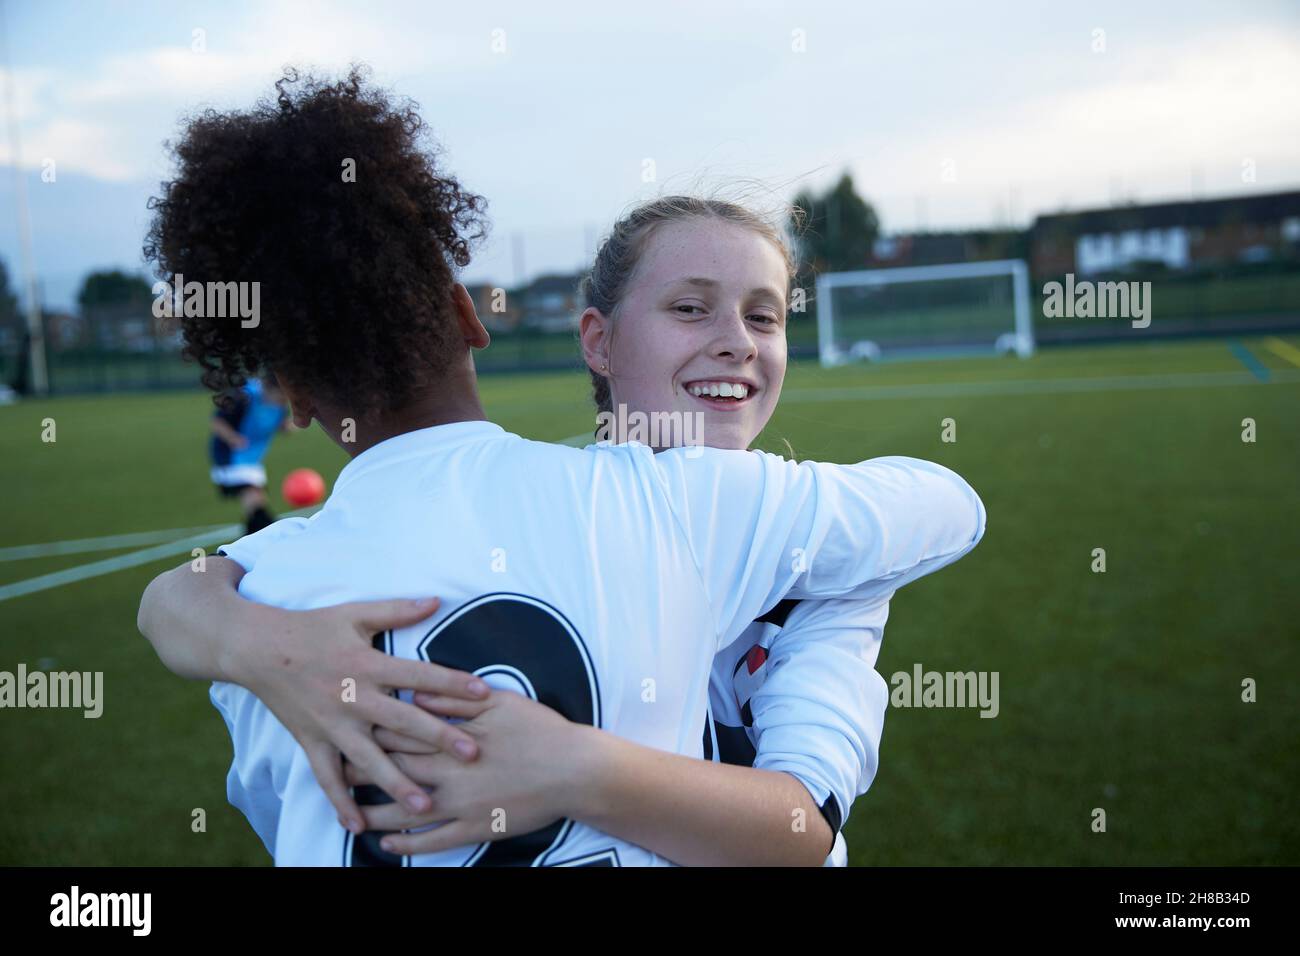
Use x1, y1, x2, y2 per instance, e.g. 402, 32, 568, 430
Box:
579, 596, 894, 864
136, 531, 831, 863
568, 456, 980, 863
653, 450, 987, 651
136, 531, 490, 831
364, 600, 893, 866
746, 596, 893, 849
357, 694, 835, 866
569, 731, 835, 865
588, 596, 895, 865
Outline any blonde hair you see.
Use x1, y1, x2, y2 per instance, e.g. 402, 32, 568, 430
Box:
579, 195, 800, 414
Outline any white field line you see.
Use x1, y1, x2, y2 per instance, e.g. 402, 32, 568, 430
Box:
0, 507, 320, 605
0, 525, 243, 604
0, 525, 228, 562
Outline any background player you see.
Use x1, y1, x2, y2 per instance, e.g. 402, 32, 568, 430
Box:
209, 374, 290, 534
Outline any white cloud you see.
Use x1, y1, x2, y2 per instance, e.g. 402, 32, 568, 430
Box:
840, 26, 1300, 227
2, 0, 482, 181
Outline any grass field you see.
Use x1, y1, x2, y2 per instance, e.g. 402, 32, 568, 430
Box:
1, 334, 1298, 866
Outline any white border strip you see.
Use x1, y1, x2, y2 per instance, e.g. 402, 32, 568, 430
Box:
0, 507, 321, 605
0, 524, 243, 604
0, 525, 229, 563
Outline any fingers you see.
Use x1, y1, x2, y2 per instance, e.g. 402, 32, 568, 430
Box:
345, 749, 452, 790
372, 726, 440, 754
344, 749, 443, 789
379, 820, 480, 857
360, 798, 441, 832
411, 691, 494, 720
306, 744, 364, 835
336, 598, 489, 702
368, 695, 480, 761
342, 736, 434, 814
345, 597, 442, 633
376, 655, 489, 702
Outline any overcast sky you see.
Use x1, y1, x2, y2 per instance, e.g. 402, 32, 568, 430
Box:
2, 0, 1299, 309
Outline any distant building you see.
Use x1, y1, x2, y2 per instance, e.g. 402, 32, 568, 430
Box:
867, 230, 1027, 269
519, 273, 582, 333
461, 275, 585, 334
80, 303, 158, 352
1030, 190, 1300, 278
464, 282, 520, 332
43, 311, 82, 349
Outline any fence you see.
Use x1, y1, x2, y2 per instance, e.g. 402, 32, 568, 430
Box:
2, 268, 1298, 397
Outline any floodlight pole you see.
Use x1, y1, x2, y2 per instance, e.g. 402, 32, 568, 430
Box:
0, 0, 48, 395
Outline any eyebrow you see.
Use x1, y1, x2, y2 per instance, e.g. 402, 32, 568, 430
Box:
673, 277, 786, 302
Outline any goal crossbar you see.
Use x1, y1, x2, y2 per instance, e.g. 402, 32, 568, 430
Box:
814, 258, 1034, 366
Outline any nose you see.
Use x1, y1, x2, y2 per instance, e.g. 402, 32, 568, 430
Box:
710, 306, 758, 364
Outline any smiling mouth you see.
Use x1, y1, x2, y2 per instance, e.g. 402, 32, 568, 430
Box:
683, 379, 758, 407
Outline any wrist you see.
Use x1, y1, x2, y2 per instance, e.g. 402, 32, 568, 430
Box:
561, 724, 621, 824
218, 598, 275, 689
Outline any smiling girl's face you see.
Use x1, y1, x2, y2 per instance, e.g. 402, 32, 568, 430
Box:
582, 216, 789, 451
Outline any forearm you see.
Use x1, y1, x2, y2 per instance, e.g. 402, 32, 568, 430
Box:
137, 556, 262, 683
211, 418, 243, 446
567, 726, 833, 866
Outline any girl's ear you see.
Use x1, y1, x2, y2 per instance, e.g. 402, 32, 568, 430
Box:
452, 283, 491, 349
579, 306, 611, 376
274, 373, 316, 428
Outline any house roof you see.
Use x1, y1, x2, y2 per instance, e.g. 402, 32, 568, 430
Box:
1031, 190, 1300, 236
525, 273, 582, 296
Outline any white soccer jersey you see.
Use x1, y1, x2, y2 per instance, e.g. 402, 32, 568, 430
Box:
210, 421, 985, 866
705, 596, 893, 867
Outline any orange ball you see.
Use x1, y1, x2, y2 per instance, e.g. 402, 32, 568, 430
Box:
281, 468, 326, 507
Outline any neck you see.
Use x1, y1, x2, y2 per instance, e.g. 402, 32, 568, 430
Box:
322, 362, 489, 458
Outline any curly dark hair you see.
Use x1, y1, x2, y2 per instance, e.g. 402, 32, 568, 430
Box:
144, 65, 488, 416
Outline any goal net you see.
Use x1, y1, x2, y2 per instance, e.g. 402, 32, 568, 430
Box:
814, 259, 1034, 366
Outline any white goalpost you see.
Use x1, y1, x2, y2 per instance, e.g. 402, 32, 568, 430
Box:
814, 259, 1035, 367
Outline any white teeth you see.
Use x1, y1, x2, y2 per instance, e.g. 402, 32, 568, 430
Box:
687, 381, 751, 399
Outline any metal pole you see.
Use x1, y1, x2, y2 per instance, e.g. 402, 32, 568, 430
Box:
0, 0, 47, 394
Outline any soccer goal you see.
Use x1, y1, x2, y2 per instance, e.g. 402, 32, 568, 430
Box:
814, 259, 1034, 367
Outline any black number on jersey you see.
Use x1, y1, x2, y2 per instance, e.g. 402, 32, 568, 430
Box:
346, 593, 618, 867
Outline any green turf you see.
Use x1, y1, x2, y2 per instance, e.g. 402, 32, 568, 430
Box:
1, 335, 1297, 865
